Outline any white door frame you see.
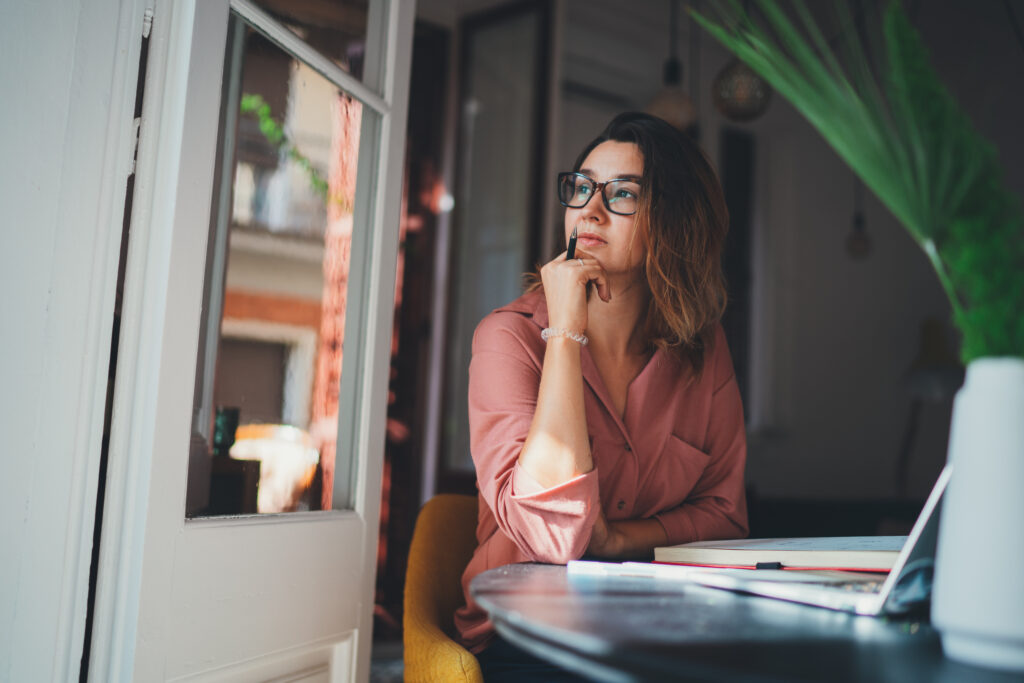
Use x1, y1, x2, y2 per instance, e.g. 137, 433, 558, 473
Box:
87, 0, 415, 679
0, 1, 153, 680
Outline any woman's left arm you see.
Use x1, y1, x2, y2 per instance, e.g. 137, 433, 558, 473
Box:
587, 513, 668, 560
588, 421, 746, 559
588, 328, 749, 559
652, 332, 749, 547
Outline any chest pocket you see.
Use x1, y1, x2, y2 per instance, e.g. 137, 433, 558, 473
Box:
656, 434, 711, 505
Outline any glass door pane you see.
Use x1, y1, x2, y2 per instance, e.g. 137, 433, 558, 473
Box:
442, 3, 551, 476
248, 0, 370, 80
186, 13, 364, 517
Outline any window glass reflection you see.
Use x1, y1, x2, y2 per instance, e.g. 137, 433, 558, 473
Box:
187, 17, 362, 517
251, 0, 368, 81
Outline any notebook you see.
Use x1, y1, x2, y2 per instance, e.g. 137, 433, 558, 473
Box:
653, 535, 904, 572
568, 464, 951, 616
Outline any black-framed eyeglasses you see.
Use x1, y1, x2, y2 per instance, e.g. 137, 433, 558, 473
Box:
557, 172, 641, 216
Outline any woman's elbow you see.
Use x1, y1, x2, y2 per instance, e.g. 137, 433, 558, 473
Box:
510, 527, 591, 565
529, 544, 585, 565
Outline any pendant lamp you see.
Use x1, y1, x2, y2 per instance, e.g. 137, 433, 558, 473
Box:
712, 58, 772, 122
647, 0, 697, 131
846, 177, 871, 259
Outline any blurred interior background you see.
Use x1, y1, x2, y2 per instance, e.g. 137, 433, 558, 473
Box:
195, 0, 1024, 655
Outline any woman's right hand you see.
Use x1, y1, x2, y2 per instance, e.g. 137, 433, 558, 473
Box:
540, 249, 610, 333
587, 508, 624, 559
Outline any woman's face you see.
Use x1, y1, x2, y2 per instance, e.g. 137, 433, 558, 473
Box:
564, 140, 645, 275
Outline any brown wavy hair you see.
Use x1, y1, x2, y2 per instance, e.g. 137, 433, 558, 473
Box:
543, 112, 730, 378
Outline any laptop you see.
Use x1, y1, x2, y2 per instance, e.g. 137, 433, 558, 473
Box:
568, 464, 951, 616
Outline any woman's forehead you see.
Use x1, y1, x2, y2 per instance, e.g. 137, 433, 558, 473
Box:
580, 140, 643, 178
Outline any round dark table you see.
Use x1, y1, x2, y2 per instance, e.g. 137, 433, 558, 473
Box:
471, 563, 1024, 682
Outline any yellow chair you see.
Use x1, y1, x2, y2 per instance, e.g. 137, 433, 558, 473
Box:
403, 494, 483, 682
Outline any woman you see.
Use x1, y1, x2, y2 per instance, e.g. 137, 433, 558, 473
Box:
455, 112, 748, 679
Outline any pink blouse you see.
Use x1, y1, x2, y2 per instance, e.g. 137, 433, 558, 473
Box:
454, 290, 748, 652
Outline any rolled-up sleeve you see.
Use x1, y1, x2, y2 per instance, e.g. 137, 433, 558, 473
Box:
468, 314, 601, 564
654, 329, 749, 544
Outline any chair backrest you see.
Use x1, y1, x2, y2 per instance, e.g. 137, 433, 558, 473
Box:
403, 493, 482, 683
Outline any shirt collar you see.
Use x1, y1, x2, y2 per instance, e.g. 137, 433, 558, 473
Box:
494, 289, 548, 329
494, 289, 689, 439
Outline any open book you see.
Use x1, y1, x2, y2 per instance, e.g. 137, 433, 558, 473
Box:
653, 536, 906, 572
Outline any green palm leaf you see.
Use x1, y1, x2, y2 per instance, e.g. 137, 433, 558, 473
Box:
692, 0, 1024, 361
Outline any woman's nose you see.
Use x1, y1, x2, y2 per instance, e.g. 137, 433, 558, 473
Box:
579, 193, 607, 222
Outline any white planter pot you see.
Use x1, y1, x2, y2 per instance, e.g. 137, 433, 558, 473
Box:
933, 357, 1024, 671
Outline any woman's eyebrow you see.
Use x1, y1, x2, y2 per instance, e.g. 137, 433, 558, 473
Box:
579, 168, 642, 182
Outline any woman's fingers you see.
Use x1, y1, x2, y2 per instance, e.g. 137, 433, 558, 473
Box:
539, 250, 610, 331
541, 251, 589, 331
578, 263, 610, 302
572, 250, 610, 303
587, 509, 610, 554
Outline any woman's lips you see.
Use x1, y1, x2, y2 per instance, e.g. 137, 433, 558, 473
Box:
577, 232, 606, 247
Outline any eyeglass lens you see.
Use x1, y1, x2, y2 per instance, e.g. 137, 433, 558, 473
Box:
558, 173, 639, 215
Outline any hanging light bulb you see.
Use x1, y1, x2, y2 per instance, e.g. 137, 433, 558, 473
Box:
846, 177, 872, 259
712, 58, 772, 122
647, 0, 697, 131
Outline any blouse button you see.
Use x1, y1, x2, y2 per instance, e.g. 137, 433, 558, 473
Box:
624, 444, 632, 452
617, 500, 626, 510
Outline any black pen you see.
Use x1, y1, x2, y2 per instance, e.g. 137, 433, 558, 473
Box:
567, 225, 578, 260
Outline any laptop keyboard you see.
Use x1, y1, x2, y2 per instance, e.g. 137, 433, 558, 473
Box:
833, 579, 883, 593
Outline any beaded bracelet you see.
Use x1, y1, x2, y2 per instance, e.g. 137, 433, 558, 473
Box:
540, 327, 589, 346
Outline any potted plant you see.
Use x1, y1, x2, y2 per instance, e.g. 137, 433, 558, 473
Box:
691, 0, 1024, 670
